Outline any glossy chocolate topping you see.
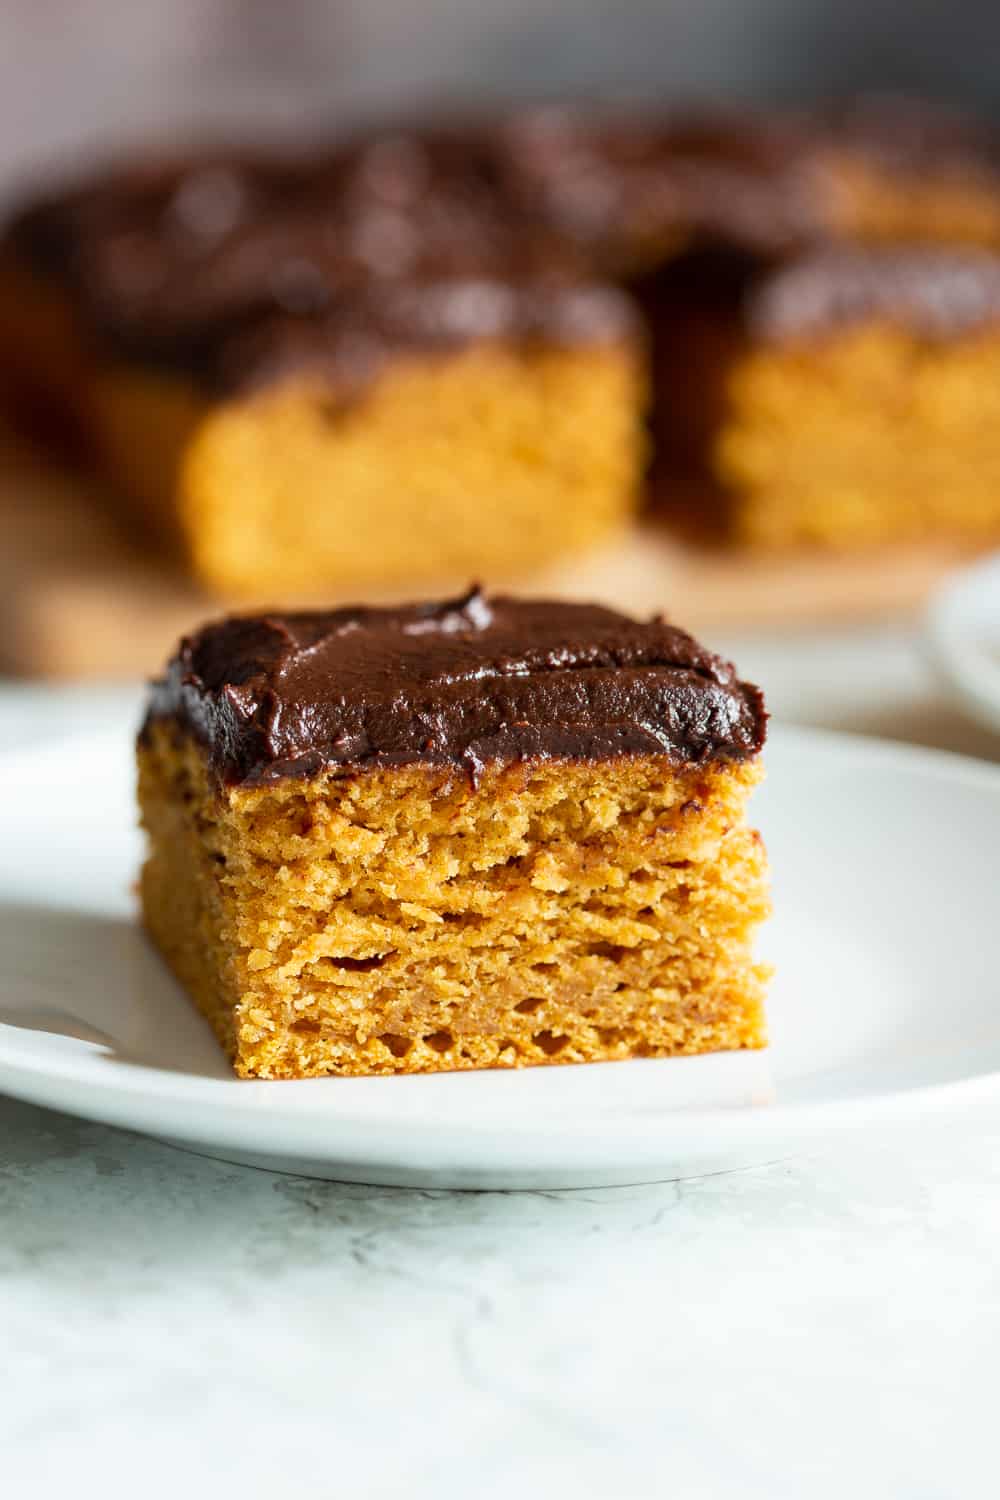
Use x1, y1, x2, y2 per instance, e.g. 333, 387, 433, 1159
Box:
7, 150, 312, 283
144, 588, 767, 787
6, 133, 628, 386
823, 93, 1000, 182
496, 104, 834, 259
197, 278, 636, 394
73, 136, 592, 346
14, 99, 999, 388
748, 246, 1000, 341
0, 105, 843, 372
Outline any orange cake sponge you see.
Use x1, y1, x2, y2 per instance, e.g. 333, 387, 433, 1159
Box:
138, 591, 770, 1079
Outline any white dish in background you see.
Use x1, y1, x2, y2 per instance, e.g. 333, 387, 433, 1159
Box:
927, 551, 1000, 736
2, 724, 1000, 1189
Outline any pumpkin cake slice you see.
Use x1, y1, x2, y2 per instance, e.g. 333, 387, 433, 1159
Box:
137, 589, 770, 1080
646, 244, 1000, 548
0, 145, 643, 595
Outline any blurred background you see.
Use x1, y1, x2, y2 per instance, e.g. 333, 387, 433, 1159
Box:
1, 0, 998, 189
1, 0, 998, 754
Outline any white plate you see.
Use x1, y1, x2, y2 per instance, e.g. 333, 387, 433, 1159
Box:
927, 551, 1000, 735
2, 724, 999, 1189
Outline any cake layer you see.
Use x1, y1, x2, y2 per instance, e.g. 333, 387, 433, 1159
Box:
92, 335, 642, 593
144, 591, 767, 786
139, 718, 769, 1079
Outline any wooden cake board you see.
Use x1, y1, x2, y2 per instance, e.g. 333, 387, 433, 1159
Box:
0, 439, 976, 679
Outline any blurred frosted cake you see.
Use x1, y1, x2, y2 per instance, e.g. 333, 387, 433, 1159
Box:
645, 244, 1000, 546
137, 590, 770, 1079
4, 96, 1000, 586
0, 145, 643, 592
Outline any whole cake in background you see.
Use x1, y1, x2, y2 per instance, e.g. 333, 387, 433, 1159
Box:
3, 94, 1000, 592
137, 589, 770, 1079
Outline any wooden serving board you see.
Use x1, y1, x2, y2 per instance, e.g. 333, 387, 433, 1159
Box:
0, 439, 977, 678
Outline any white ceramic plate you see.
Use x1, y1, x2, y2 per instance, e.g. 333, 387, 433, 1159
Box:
927, 551, 1000, 735
2, 725, 1000, 1189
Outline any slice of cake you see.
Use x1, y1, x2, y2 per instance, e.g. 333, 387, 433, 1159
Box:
89, 276, 643, 595
0, 149, 309, 455
138, 589, 770, 1079
0, 147, 643, 594
646, 245, 1000, 548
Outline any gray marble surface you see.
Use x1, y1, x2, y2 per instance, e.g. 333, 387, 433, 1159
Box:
3, 620, 999, 1498
4, 1096, 1000, 1499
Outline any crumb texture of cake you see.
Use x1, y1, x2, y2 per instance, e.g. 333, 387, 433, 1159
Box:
138, 592, 770, 1079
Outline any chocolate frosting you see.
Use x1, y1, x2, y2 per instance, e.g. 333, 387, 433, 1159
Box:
144, 588, 767, 787
823, 93, 1000, 182
6, 149, 313, 283
13, 98, 998, 388
77, 272, 636, 394
17, 97, 989, 293
496, 104, 835, 260
199, 279, 635, 395
748, 246, 1000, 341
73, 138, 594, 346
6, 135, 630, 387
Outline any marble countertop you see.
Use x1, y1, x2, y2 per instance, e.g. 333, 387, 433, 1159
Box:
3, 619, 999, 1499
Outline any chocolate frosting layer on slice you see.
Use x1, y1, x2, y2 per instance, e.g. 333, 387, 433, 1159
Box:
748, 246, 1000, 341
144, 588, 767, 786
